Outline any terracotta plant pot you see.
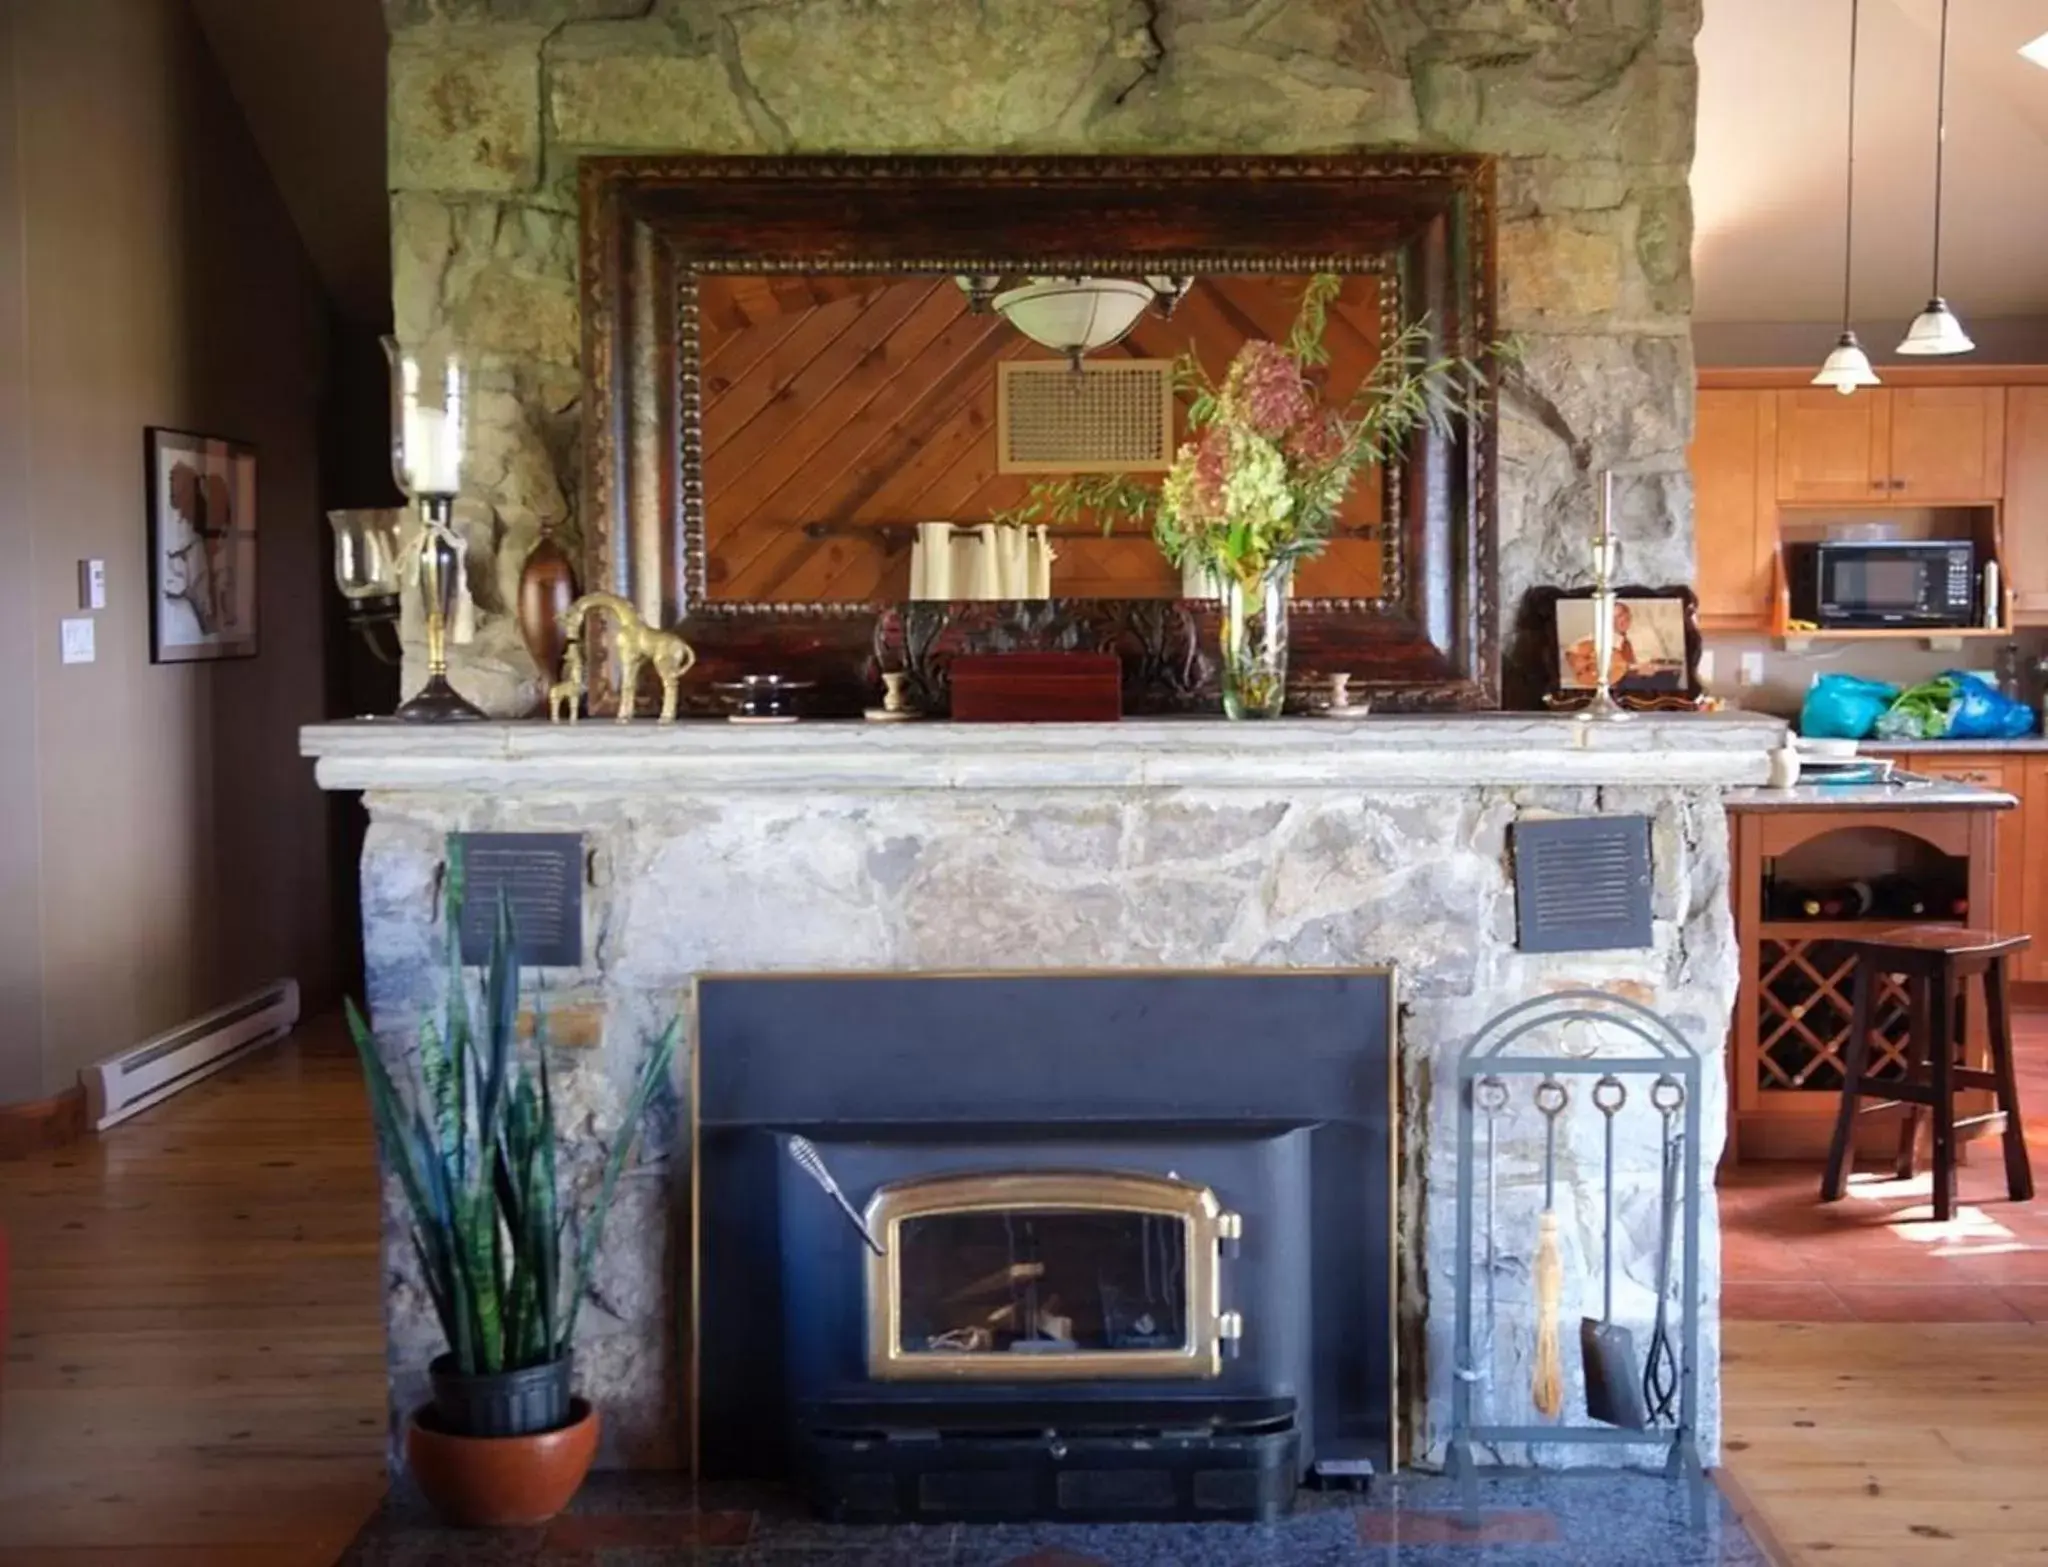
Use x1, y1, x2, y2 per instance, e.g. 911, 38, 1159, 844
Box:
405, 1397, 600, 1528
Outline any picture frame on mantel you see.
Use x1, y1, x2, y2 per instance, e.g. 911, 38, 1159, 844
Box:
576, 153, 1501, 717
1531, 584, 1706, 713
145, 426, 259, 665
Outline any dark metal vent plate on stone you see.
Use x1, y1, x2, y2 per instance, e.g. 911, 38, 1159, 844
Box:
1512, 816, 1653, 953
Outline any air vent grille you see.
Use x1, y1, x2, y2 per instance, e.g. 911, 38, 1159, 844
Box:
1512, 816, 1654, 953
997, 359, 1175, 474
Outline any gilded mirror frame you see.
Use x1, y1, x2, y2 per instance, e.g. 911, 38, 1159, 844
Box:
580, 153, 1499, 712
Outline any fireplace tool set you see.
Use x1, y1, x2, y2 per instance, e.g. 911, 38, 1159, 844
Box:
1447, 990, 1706, 1529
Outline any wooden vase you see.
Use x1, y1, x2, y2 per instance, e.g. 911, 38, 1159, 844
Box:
518, 531, 579, 706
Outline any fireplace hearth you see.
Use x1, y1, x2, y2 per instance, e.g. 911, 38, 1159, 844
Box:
694, 972, 1394, 1523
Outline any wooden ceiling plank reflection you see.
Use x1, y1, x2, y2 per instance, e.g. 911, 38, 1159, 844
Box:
717, 297, 1010, 549
710, 288, 1003, 594
705, 278, 950, 499
702, 286, 881, 429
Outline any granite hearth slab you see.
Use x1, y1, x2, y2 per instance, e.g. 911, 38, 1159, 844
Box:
303, 712, 1784, 794
338, 1471, 1771, 1566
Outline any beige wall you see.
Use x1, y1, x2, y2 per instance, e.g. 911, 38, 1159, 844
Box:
0, 0, 336, 1099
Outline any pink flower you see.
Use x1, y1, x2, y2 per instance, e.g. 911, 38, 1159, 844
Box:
1286, 409, 1347, 467
1189, 424, 1231, 515
1225, 340, 1314, 440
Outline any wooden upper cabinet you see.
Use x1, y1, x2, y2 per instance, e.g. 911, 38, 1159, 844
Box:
1775, 388, 1890, 503
1775, 387, 2006, 505
1887, 387, 2005, 502
2005, 387, 2048, 625
1690, 389, 1778, 627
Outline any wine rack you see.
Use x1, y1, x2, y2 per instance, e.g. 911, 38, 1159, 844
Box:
1755, 936, 1916, 1093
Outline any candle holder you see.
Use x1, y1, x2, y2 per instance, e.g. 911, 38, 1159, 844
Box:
1578, 470, 1632, 725
384, 336, 484, 722
327, 507, 405, 664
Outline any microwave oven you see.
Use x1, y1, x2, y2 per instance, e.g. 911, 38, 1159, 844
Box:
1787, 540, 1977, 629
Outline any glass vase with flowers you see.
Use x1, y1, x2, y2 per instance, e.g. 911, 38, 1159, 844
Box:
1007, 276, 1497, 717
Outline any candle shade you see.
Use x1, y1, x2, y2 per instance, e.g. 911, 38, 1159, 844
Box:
383, 335, 469, 498
328, 507, 405, 608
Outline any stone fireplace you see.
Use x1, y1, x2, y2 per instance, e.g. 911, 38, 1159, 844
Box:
305, 711, 1778, 1487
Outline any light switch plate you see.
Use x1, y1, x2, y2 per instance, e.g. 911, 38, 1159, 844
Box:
1738, 651, 1766, 687
78, 558, 106, 610
60, 617, 96, 664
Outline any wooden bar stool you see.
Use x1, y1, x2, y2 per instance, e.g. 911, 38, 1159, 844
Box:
1820, 927, 2033, 1222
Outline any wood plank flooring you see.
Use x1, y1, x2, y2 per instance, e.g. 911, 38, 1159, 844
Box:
0, 1016, 386, 1565
1723, 1320, 2048, 1566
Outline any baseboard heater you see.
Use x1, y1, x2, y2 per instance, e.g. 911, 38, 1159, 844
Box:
80, 978, 300, 1130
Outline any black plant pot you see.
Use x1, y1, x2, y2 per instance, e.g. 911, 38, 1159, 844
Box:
429, 1354, 573, 1438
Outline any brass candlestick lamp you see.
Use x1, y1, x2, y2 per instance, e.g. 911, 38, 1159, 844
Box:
1579, 469, 1631, 725
384, 336, 484, 722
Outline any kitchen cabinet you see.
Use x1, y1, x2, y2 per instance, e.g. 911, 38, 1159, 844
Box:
2004, 387, 2048, 624
1775, 389, 1888, 504
1775, 387, 2006, 505
1888, 388, 2006, 502
1689, 388, 1778, 628
2024, 756, 2048, 985
1887, 753, 2025, 951
1864, 749, 2046, 982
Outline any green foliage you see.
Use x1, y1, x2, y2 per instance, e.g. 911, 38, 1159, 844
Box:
345, 840, 677, 1376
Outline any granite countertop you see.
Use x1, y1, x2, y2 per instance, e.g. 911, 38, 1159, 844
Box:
1726, 772, 2018, 812
1855, 737, 2048, 753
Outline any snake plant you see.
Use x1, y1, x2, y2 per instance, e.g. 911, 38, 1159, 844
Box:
344, 841, 676, 1376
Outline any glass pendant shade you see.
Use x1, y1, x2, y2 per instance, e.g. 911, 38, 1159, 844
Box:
1897, 299, 1975, 356
382, 335, 469, 497
327, 508, 406, 602
1812, 331, 1880, 395
991, 277, 1156, 360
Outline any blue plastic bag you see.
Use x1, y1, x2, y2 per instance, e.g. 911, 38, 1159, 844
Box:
1800, 673, 1900, 740
1946, 670, 2036, 739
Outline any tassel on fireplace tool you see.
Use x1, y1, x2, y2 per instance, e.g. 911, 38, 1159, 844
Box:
1531, 1075, 1569, 1419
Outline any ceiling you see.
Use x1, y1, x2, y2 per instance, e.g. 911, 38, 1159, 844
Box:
1693, 0, 2048, 325
190, 0, 2048, 332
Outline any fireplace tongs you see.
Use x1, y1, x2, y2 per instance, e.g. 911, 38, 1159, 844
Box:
785, 1135, 886, 1256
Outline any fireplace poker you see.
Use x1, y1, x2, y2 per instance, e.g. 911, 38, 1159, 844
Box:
784, 1135, 885, 1257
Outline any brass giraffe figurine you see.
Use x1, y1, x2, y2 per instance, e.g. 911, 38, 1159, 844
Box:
561, 592, 696, 722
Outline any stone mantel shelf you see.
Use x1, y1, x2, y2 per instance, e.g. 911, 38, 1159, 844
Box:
302, 712, 1785, 794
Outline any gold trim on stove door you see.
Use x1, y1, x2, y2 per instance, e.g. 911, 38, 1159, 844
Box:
864, 1169, 1229, 1381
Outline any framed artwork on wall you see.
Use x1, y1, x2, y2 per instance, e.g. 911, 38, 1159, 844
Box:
146, 427, 258, 663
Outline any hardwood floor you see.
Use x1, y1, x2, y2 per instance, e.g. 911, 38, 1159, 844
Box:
1724, 1320, 2048, 1566
0, 1016, 387, 1565
1718, 1009, 2048, 1564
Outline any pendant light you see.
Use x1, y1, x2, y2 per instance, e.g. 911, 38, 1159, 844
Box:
1898, 0, 1974, 354
1814, 0, 1880, 394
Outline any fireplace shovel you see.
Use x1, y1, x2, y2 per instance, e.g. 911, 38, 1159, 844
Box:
1580, 1075, 1648, 1430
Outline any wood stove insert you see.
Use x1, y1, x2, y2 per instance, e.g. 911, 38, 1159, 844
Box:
692, 972, 1395, 1523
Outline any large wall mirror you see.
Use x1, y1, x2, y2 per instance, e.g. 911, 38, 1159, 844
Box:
696, 271, 1393, 607
582, 155, 1498, 712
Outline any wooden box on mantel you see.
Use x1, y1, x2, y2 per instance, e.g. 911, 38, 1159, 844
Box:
949, 653, 1122, 722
